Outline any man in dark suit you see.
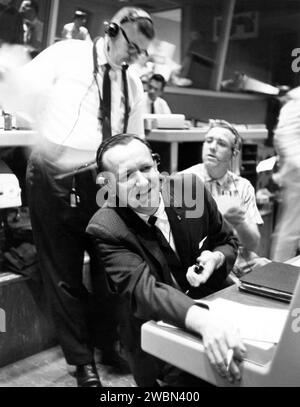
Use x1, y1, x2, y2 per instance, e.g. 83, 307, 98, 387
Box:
87, 134, 246, 386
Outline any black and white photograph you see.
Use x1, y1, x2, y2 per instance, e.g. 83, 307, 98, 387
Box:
0, 0, 300, 392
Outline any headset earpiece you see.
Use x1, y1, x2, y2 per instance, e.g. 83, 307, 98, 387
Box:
104, 21, 120, 38
152, 153, 161, 166
232, 133, 242, 157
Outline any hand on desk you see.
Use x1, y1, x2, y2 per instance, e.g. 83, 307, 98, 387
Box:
247, 256, 271, 269
186, 305, 246, 383
186, 250, 223, 287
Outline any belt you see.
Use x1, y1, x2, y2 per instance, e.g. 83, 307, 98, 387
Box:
35, 139, 97, 178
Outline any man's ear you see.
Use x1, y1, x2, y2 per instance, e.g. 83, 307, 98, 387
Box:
152, 152, 160, 167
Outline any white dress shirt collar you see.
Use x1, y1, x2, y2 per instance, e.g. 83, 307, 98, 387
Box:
136, 194, 167, 224
95, 36, 122, 71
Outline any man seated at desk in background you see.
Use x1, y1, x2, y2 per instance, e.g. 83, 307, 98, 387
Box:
61, 10, 91, 42
180, 119, 269, 279
141, 73, 171, 114
87, 134, 246, 387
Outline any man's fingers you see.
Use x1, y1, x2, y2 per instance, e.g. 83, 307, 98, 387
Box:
229, 359, 242, 382
226, 337, 247, 362
204, 345, 226, 378
186, 265, 211, 287
186, 267, 200, 287
195, 270, 209, 284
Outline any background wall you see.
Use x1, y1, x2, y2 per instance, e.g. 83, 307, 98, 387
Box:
181, 2, 300, 89
151, 14, 181, 65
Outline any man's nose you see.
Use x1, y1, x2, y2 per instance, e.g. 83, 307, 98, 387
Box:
209, 140, 217, 150
135, 171, 149, 187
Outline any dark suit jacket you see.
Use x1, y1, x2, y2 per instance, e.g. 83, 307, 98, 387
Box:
87, 174, 238, 383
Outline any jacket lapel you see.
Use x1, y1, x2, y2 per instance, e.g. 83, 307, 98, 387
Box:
115, 206, 173, 285
163, 186, 192, 272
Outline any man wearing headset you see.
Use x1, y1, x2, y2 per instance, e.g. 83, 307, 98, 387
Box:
87, 134, 245, 386
181, 120, 267, 280
0, 7, 154, 387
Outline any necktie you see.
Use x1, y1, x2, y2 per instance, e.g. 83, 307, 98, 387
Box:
121, 62, 129, 133
150, 101, 155, 114
102, 63, 112, 141
148, 215, 188, 291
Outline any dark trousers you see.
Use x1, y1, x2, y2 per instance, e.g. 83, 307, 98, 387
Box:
26, 151, 119, 365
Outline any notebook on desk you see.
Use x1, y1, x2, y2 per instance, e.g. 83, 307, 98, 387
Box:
239, 262, 300, 303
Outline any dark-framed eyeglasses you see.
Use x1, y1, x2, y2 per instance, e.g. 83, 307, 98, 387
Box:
120, 27, 149, 57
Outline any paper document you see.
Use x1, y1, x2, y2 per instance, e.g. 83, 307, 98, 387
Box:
214, 195, 243, 214
200, 298, 288, 343
256, 156, 277, 173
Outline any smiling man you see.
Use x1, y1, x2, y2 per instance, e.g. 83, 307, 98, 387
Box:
87, 134, 246, 387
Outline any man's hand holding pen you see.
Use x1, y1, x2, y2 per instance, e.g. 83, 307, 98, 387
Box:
185, 247, 246, 382
199, 310, 246, 383
186, 250, 225, 287
186, 304, 246, 383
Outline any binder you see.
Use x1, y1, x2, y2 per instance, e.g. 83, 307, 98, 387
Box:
239, 262, 300, 302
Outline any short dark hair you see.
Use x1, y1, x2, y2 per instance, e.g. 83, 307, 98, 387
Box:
150, 73, 166, 89
96, 134, 153, 173
135, 17, 154, 40
74, 10, 87, 19
116, 7, 155, 40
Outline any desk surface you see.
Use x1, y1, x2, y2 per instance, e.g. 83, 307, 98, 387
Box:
147, 127, 268, 143
0, 130, 37, 146
142, 256, 300, 386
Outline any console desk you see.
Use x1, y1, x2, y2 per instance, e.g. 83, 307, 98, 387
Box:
141, 256, 300, 387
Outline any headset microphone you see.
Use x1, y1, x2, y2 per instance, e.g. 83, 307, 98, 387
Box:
104, 21, 120, 38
